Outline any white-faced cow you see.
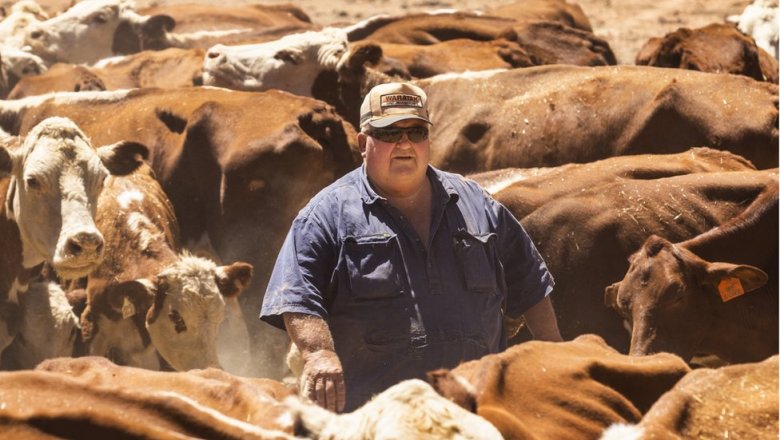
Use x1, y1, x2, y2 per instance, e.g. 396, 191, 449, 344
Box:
605, 180, 778, 363
80, 163, 253, 372
284, 379, 503, 440
21, 0, 175, 66
0, 116, 146, 357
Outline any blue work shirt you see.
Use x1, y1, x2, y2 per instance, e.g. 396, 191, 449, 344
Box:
261, 165, 554, 410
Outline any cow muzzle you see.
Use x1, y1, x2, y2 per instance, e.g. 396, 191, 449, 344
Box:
53, 229, 105, 279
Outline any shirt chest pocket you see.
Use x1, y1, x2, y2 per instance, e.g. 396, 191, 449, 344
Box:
454, 231, 499, 294
343, 234, 406, 301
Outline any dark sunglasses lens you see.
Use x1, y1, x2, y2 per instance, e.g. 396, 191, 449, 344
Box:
371, 126, 429, 143
407, 127, 429, 142
373, 128, 402, 143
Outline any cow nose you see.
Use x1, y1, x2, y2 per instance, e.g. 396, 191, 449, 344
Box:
206, 49, 221, 59
65, 232, 104, 257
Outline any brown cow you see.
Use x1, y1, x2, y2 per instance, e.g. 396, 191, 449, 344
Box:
429, 334, 691, 440
472, 147, 756, 216
36, 356, 296, 433
487, 0, 593, 32
605, 180, 778, 363
373, 38, 536, 78
79, 163, 254, 372
492, 168, 777, 352
417, 66, 778, 172
7, 48, 204, 99
0, 362, 297, 439
135, 3, 319, 50
601, 355, 778, 440
349, 12, 616, 65
636, 23, 778, 83
0, 87, 361, 379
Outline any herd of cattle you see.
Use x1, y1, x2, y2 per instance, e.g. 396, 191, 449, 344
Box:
0, 0, 777, 438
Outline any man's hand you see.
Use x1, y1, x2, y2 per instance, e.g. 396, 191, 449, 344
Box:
283, 313, 346, 412
301, 349, 346, 412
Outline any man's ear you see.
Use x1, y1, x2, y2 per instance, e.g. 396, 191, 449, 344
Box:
357, 131, 367, 157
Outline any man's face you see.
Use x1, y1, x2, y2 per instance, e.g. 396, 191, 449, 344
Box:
359, 119, 431, 197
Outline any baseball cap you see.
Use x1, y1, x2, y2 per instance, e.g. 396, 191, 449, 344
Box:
359, 82, 432, 128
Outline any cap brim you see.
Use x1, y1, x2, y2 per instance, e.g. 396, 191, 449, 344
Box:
366, 114, 432, 128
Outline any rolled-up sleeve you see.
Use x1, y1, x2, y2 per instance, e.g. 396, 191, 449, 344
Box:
260, 207, 336, 330
491, 198, 555, 318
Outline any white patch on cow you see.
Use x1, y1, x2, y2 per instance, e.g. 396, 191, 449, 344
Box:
126, 212, 159, 251
162, 28, 253, 48
10, 281, 79, 369
7, 277, 28, 304
0, 89, 132, 114
599, 423, 644, 440
728, 0, 779, 59
286, 379, 503, 439
117, 188, 144, 210
154, 391, 298, 439
452, 373, 477, 398
476, 168, 548, 194
423, 68, 507, 86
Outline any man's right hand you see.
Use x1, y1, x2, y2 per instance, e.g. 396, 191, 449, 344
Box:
301, 349, 346, 412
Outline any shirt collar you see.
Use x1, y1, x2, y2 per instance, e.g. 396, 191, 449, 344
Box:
359, 164, 460, 206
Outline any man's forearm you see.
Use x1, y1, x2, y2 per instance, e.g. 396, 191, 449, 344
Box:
523, 295, 563, 341
283, 312, 336, 358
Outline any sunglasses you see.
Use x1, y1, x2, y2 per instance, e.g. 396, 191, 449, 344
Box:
367, 126, 429, 143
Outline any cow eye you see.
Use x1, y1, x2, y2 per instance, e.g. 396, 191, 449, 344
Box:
92, 13, 107, 24
168, 310, 187, 333
25, 176, 40, 190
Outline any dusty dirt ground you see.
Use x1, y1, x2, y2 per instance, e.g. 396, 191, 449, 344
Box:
147, 0, 755, 64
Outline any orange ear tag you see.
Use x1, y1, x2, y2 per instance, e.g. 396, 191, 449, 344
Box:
718, 277, 745, 302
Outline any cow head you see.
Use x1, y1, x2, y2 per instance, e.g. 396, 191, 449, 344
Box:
1, 117, 148, 279
0, 47, 46, 95
22, 0, 175, 65
202, 27, 349, 96
604, 235, 768, 361
114, 254, 252, 371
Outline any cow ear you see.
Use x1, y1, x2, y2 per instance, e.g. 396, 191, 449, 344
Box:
106, 279, 156, 319
97, 140, 149, 175
705, 262, 768, 301
215, 262, 253, 298
604, 282, 620, 308
427, 369, 477, 413
342, 42, 382, 72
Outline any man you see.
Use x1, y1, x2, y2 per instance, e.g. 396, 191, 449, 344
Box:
261, 82, 561, 412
